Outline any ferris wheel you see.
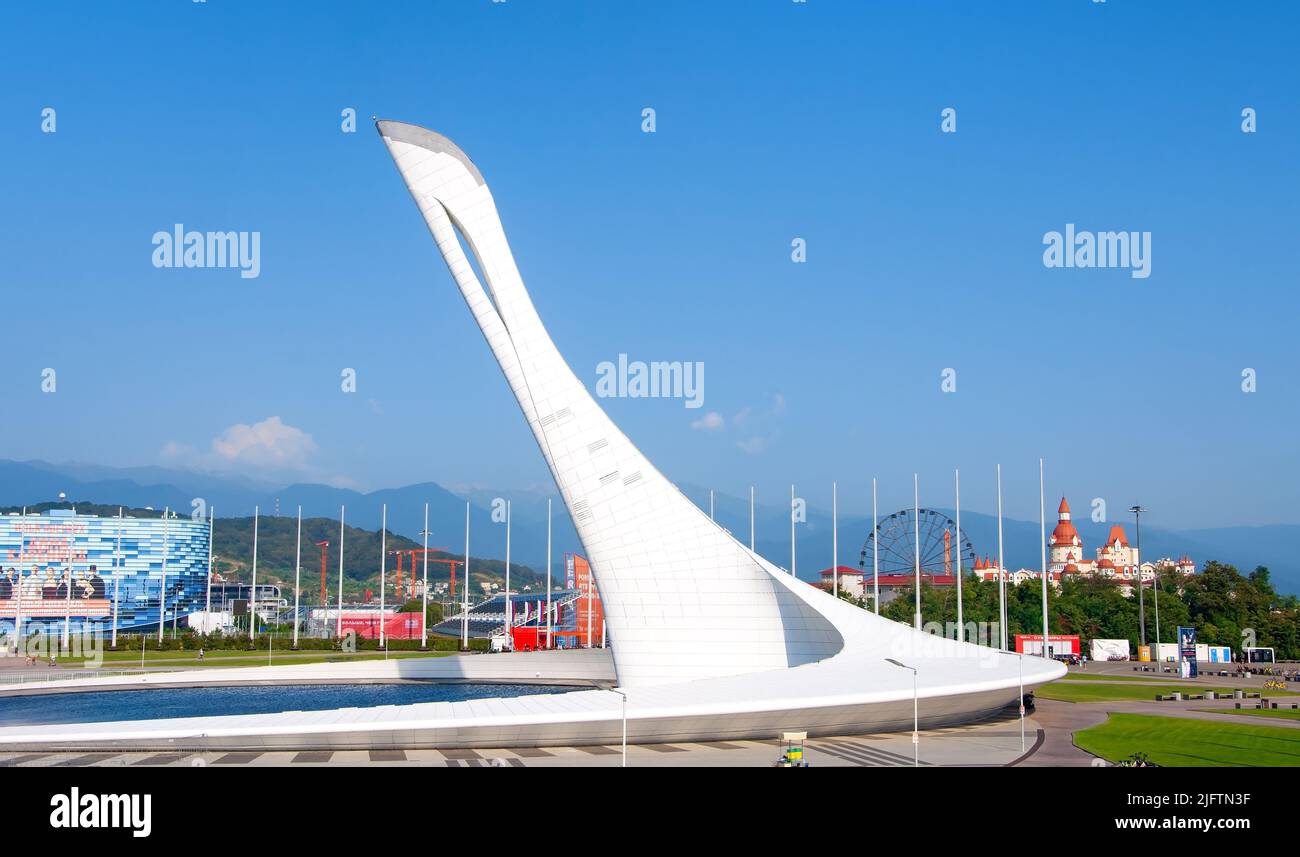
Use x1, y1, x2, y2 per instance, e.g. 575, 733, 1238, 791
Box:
858, 508, 975, 577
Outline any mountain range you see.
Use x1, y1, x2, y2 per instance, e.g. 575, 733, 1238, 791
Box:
2, 459, 1295, 594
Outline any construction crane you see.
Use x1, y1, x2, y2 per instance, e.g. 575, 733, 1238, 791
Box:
427, 555, 463, 600
392, 548, 460, 600
316, 540, 329, 606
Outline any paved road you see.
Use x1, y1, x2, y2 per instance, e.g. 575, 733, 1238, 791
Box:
0, 709, 1034, 768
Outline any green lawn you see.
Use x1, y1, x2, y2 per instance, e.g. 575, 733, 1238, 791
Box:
1075, 713, 1300, 766
1055, 672, 1196, 683
1194, 707, 1300, 722
1036, 681, 1298, 704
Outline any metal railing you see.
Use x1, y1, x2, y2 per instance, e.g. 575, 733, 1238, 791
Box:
0, 668, 157, 686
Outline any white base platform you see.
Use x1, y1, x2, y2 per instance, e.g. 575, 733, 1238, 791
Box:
0, 640, 1062, 751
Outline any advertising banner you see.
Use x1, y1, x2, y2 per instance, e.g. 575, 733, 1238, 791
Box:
1177, 625, 1198, 677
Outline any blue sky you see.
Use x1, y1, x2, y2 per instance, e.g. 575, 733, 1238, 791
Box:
1, 1, 1296, 530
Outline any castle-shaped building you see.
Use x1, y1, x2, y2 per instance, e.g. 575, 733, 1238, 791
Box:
1048, 497, 1193, 583
972, 497, 1194, 594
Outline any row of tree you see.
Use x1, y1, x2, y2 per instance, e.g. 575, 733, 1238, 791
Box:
854, 561, 1299, 660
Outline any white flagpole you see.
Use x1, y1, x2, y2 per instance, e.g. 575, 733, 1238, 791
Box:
462, 501, 470, 650
709, 489, 714, 521
421, 502, 430, 649
335, 506, 345, 639
505, 500, 512, 648
205, 506, 214, 618
247, 506, 257, 641
749, 486, 755, 552
12, 507, 26, 654
292, 505, 302, 649
790, 484, 796, 577
62, 527, 73, 651
913, 474, 921, 630
832, 482, 838, 598
872, 480, 879, 614
161, 507, 171, 644
955, 468, 963, 643
546, 498, 553, 649
1039, 458, 1049, 658
378, 504, 387, 648
112, 507, 123, 650
997, 465, 1007, 650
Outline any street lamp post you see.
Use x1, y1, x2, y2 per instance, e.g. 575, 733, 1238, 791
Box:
608, 687, 628, 768
885, 658, 919, 767
1130, 505, 1147, 649
1016, 651, 1026, 752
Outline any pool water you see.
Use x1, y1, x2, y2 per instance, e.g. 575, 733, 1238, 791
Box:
0, 683, 577, 726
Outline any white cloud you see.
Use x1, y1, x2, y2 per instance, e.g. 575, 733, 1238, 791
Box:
163, 416, 320, 477
211, 416, 318, 469
691, 411, 726, 432
713, 394, 785, 454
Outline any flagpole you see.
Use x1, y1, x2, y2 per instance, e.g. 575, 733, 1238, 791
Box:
1039, 458, 1050, 658
112, 507, 123, 650
749, 486, 755, 552
789, 484, 796, 577
335, 506, 345, 639
872, 480, 879, 614
832, 482, 838, 598
546, 498, 553, 649
955, 468, 963, 643
913, 474, 921, 630
997, 465, 1007, 650
421, 502, 430, 649
205, 507, 214, 618
12, 507, 26, 654
378, 504, 387, 649
62, 525, 73, 651
246, 507, 257, 639
462, 501, 470, 650
505, 500, 512, 649
161, 507, 171, 644
292, 505, 302, 649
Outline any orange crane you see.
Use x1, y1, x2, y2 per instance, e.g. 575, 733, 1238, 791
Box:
397, 548, 460, 599
391, 548, 454, 600
316, 540, 329, 606
427, 556, 463, 599
390, 550, 404, 603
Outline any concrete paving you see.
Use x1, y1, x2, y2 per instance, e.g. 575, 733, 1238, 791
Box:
0, 708, 1034, 767
3, 658, 1292, 767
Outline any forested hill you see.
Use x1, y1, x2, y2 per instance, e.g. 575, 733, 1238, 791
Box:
2, 503, 543, 593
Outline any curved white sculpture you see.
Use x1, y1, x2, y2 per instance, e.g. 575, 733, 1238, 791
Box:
377, 120, 841, 687
0, 123, 1064, 752
375, 120, 1065, 699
